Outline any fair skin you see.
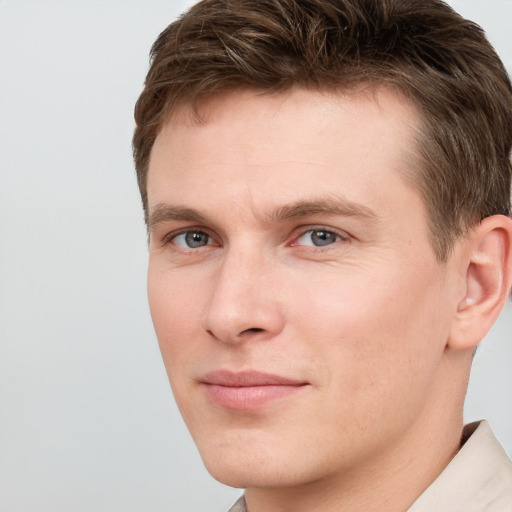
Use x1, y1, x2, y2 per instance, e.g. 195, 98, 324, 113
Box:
146, 88, 512, 512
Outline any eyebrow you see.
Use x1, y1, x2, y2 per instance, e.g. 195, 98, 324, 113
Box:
148, 204, 208, 231
148, 197, 378, 232
266, 197, 378, 223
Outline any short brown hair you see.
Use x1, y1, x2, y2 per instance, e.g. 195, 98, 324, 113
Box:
133, 0, 512, 259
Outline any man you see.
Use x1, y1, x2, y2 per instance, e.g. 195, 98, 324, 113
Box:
133, 1, 512, 510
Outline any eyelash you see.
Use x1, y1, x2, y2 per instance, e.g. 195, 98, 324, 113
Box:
162, 228, 216, 249
162, 226, 350, 251
292, 227, 349, 248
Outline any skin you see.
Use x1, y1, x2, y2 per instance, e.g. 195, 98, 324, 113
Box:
145, 88, 502, 512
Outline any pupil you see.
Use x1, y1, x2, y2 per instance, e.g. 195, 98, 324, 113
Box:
312, 231, 336, 246
185, 232, 208, 248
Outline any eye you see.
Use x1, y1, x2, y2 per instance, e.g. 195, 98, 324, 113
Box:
295, 229, 342, 247
172, 230, 213, 249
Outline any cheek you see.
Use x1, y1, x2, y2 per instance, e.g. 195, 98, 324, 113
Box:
147, 266, 207, 369
147, 266, 214, 430
292, 262, 448, 401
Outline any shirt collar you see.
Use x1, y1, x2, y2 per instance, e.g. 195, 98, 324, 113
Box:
408, 420, 512, 512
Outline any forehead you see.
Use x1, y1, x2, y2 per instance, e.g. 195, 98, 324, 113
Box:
147, 87, 422, 219
162, 86, 419, 147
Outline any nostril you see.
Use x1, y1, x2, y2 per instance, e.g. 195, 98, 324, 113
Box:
241, 327, 264, 335
205, 327, 264, 340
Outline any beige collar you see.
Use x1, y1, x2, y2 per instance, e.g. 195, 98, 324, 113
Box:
408, 420, 512, 512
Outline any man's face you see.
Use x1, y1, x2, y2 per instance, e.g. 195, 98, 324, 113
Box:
146, 88, 458, 489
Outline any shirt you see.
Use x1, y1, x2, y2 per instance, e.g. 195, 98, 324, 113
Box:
228, 420, 512, 512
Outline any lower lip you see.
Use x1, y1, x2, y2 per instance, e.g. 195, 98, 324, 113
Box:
202, 383, 306, 410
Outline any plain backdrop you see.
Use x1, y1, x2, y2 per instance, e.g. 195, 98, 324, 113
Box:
0, 1, 510, 511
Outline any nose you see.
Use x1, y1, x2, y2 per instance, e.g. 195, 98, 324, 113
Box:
201, 248, 285, 344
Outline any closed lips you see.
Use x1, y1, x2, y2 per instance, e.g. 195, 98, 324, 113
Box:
199, 370, 309, 409
200, 370, 307, 387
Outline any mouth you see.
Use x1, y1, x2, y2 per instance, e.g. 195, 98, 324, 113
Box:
199, 370, 309, 410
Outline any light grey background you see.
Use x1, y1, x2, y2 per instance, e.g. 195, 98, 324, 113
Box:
0, 1, 510, 511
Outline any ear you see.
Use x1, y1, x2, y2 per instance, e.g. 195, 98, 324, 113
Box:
448, 215, 512, 350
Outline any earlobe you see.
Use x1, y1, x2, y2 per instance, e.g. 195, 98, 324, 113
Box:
448, 215, 512, 350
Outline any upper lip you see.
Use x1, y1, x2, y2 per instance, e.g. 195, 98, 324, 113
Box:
200, 370, 307, 387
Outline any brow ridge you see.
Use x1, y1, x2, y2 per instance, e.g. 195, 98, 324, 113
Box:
266, 197, 378, 223
148, 196, 378, 232
148, 204, 208, 231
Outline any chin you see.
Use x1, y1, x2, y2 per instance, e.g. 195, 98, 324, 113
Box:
204, 459, 299, 489
205, 463, 258, 489
197, 435, 322, 490
198, 438, 277, 487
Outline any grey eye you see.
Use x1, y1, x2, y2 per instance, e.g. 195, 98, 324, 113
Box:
311, 230, 339, 246
174, 231, 211, 248
296, 230, 340, 247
